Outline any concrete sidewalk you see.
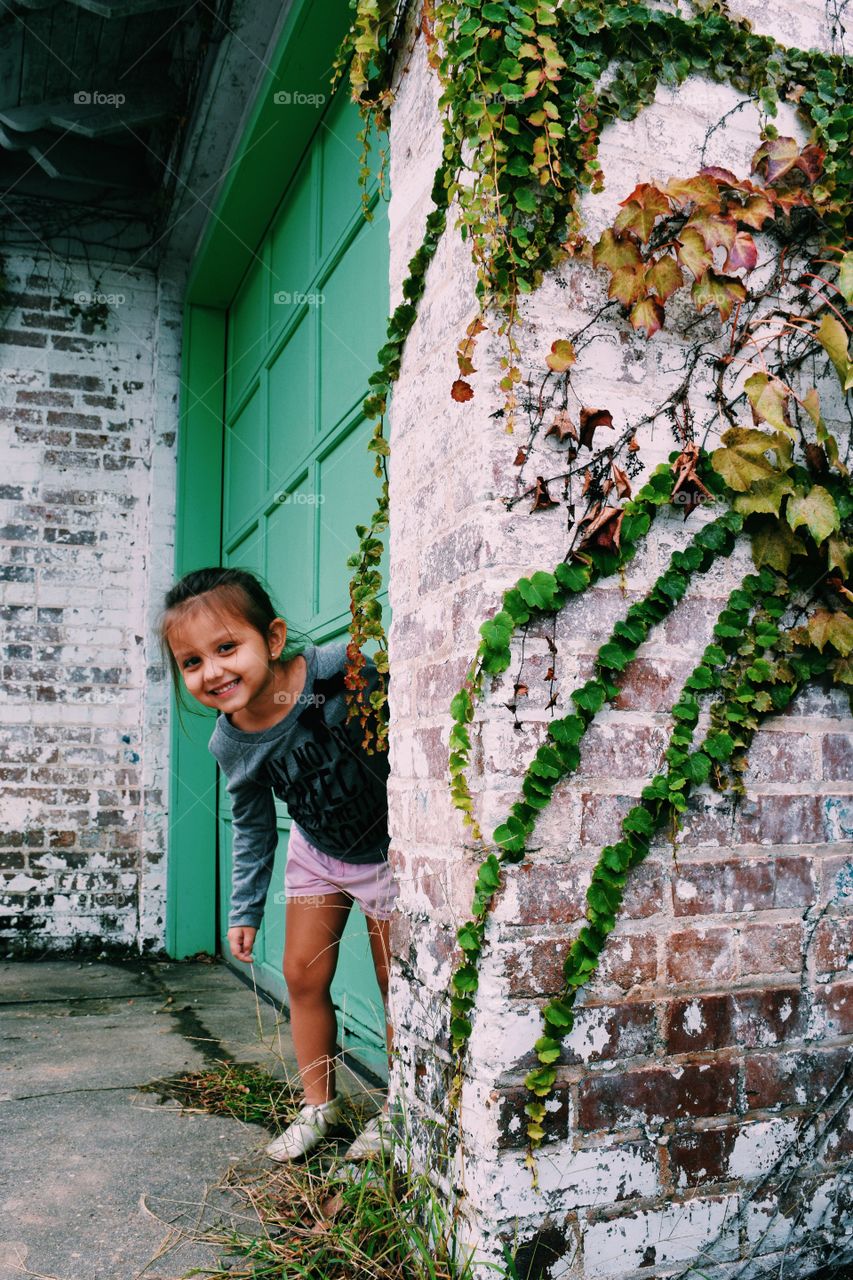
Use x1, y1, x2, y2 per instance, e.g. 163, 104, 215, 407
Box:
0, 956, 375, 1280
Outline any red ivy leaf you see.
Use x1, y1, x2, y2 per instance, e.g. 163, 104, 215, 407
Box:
665, 174, 722, 210
691, 270, 747, 323
752, 136, 800, 185
724, 230, 758, 273
579, 407, 614, 450
630, 295, 665, 337
513, 448, 528, 465
699, 165, 744, 188
451, 379, 474, 402
796, 143, 825, 182
614, 183, 670, 242
684, 210, 738, 253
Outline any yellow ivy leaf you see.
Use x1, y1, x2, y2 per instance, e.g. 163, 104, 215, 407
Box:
732, 474, 795, 516
787, 485, 840, 546
593, 229, 643, 272
676, 228, 713, 280
545, 339, 576, 372
816, 314, 853, 391
630, 296, 665, 337
712, 446, 777, 492
750, 517, 807, 572
608, 264, 646, 306
691, 271, 747, 323
744, 372, 796, 437
839, 251, 853, 305
827, 536, 852, 577
809, 609, 853, 656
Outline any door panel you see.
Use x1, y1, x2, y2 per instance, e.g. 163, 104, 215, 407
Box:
320, 208, 390, 432
267, 316, 314, 486
218, 78, 391, 1075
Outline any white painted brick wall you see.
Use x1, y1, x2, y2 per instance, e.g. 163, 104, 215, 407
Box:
0, 247, 179, 953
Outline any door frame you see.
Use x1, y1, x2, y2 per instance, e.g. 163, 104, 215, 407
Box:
166, 0, 356, 957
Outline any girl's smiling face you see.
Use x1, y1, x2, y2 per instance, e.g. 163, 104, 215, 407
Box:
166, 599, 287, 717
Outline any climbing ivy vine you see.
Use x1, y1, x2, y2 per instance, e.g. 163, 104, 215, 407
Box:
332, 0, 852, 1177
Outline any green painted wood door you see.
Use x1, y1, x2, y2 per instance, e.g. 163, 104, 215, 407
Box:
216, 83, 390, 1078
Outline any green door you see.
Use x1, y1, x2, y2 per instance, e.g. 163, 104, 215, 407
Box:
216, 83, 390, 1078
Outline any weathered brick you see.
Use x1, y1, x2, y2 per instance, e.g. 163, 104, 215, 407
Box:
614, 659, 695, 712
738, 795, 824, 846
822, 735, 853, 781
812, 917, 853, 975
666, 1124, 739, 1189
744, 1047, 850, 1111
743, 731, 815, 783
738, 922, 804, 976
667, 993, 733, 1055
730, 987, 807, 1049
50, 371, 104, 391
578, 1061, 739, 1131
496, 1084, 570, 1149
666, 926, 737, 983
673, 856, 815, 916
814, 980, 853, 1036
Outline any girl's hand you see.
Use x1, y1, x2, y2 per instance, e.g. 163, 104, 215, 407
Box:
228, 925, 257, 963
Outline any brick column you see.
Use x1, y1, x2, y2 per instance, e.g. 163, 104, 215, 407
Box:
385, 5, 852, 1275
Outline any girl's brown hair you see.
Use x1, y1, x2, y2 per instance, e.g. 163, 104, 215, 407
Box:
158, 566, 309, 728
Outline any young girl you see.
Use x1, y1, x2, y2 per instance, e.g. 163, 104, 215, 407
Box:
160, 566, 396, 1161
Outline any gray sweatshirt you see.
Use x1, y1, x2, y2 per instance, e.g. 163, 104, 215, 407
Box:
208, 640, 390, 928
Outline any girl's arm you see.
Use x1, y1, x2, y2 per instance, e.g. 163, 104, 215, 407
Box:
225, 774, 278, 932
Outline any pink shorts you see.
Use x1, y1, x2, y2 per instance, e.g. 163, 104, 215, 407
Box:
284, 823, 398, 921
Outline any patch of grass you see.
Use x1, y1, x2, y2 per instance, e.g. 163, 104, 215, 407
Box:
144, 1059, 505, 1279
184, 1148, 482, 1280
140, 1059, 296, 1128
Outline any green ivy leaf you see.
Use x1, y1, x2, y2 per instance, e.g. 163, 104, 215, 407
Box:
555, 561, 591, 592
534, 1035, 562, 1064
572, 681, 606, 714
622, 806, 654, 836
452, 965, 479, 994
457, 924, 482, 952
705, 731, 735, 761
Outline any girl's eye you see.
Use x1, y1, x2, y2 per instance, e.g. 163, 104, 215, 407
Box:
183, 642, 235, 669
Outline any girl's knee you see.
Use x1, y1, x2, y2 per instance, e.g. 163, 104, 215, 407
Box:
283, 955, 332, 1002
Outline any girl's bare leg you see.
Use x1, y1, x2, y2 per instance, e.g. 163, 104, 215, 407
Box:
283, 892, 352, 1103
366, 914, 393, 1092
